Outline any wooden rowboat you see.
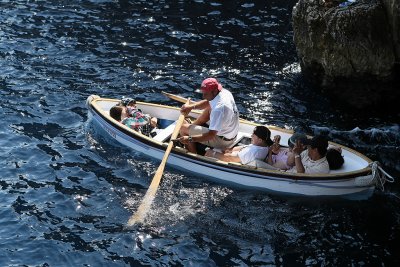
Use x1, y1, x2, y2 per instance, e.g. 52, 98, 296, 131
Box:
86, 94, 389, 199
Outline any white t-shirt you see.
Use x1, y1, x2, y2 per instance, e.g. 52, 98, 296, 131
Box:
287, 150, 329, 174
237, 144, 269, 165
208, 89, 239, 139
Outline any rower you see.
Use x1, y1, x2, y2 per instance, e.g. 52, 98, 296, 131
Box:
176, 78, 239, 154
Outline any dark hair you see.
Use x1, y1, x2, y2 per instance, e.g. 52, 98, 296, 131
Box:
253, 126, 273, 146
326, 148, 344, 170
288, 133, 308, 148
110, 105, 123, 121
120, 97, 136, 106
307, 135, 328, 156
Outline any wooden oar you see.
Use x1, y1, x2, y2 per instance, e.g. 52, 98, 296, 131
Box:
162, 91, 197, 105
127, 99, 189, 226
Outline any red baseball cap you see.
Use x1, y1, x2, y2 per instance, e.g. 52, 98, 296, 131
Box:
195, 78, 222, 93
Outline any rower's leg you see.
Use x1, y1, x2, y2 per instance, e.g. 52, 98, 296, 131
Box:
185, 140, 197, 154
179, 120, 191, 136
178, 122, 197, 153
192, 107, 210, 126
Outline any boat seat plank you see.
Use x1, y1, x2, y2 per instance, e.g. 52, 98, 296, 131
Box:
153, 121, 178, 142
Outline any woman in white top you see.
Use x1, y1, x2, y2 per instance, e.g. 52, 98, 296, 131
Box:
205, 126, 274, 164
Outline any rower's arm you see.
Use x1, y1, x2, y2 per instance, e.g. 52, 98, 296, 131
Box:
181, 99, 209, 115
191, 129, 217, 142
190, 99, 209, 110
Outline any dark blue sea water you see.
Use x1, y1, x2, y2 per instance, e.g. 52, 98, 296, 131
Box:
1, 1, 399, 266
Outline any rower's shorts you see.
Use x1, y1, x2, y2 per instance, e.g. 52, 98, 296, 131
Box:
189, 125, 235, 149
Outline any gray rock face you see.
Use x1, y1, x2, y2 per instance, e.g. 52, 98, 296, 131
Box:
382, 0, 400, 58
292, 0, 399, 109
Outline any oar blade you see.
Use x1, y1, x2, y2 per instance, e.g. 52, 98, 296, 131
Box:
126, 99, 189, 226
162, 91, 188, 104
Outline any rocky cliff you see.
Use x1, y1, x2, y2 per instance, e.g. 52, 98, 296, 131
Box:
292, 0, 399, 110
382, 0, 400, 59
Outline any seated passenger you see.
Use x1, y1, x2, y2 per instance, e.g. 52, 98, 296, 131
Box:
120, 97, 143, 117
286, 135, 330, 174
326, 145, 344, 170
205, 126, 273, 164
120, 98, 160, 136
109, 104, 158, 137
266, 133, 308, 170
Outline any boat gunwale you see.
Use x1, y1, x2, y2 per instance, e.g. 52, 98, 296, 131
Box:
89, 97, 373, 181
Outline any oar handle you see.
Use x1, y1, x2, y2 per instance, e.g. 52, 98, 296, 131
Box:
162, 91, 197, 105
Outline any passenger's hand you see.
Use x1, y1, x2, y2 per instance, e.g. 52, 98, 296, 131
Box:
270, 143, 280, 154
150, 117, 158, 128
270, 135, 281, 154
292, 140, 305, 155
273, 135, 281, 144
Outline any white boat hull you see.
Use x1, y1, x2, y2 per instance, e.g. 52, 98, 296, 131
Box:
87, 96, 377, 198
